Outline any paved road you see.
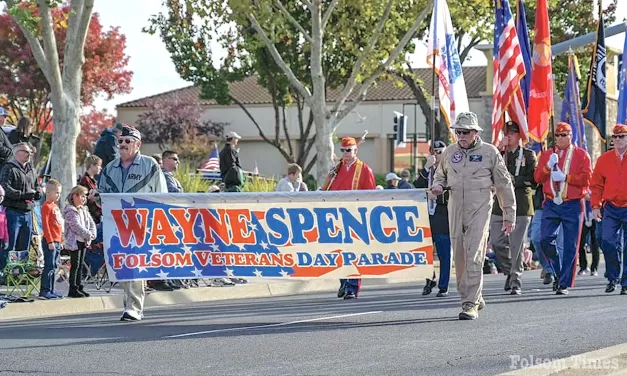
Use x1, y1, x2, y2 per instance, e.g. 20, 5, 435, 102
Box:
1, 270, 625, 376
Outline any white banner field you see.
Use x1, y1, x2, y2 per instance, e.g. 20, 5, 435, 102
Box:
101, 190, 434, 282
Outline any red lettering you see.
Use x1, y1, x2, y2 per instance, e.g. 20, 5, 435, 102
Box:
111, 209, 149, 247
151, 253, 162, 267
149, 209, 179, 245
194, 251, 211, 266
175, 252, 193, 267
200, 209, 230, 245
244, 253, 256, 266
258, 253, 271, 266
170, 208, 199, 244
282, 253, 295, 267
137, 254, 150, 268
126, 254, 139, 268
228, 209, 255, 244
269, 253, 283, 266
162, 253, 175, 267
112, 253, 126, 269
210, 252, 224, 266
234, 253, 246, 265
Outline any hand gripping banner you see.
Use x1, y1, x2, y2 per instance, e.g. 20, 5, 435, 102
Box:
101, 190, 434, 282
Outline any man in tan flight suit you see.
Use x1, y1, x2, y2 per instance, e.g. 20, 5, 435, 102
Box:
431, 112, 516, 320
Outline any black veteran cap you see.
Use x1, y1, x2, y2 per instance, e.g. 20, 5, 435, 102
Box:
121, 124, 141, 141
505, 120, 520, 133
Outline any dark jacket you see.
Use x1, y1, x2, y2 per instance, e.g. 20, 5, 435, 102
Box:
0, 160, 41, 212
414, 167, 449, 235
0, 130, 14, 169
78, 173, 102, 224
219, 143, 242, 188
398, 179, 413, 189
93, 129, 119, 168
162, 168, 183, 193
492, 146, 537, 217
533, 184, 544, 210
9, 130, 40, 147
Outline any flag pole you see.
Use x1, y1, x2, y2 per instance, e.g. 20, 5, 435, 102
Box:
428, 2, 438, 284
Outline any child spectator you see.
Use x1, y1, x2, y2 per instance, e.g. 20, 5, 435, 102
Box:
78, 155, 103, 224
39, 179, 63, 300
63, 185, 97, 298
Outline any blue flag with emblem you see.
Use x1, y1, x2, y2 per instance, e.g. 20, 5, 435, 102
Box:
560, 54, 587, 150
581, 15, 607, 140
617, 26, 627, 125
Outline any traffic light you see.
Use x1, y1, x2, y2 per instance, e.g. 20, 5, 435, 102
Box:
393, 112, 407, 143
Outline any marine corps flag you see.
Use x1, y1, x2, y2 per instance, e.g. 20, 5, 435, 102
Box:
527, 0, 552, 143
581, 14, 607, 140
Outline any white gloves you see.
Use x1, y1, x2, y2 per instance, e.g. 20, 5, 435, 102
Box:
551, 169, 566, 182
547, 153, 559, 169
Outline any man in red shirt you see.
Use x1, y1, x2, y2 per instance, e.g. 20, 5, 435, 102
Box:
322, 137, 375, 299
534, 122, 592, 295
590, 124, 627, 295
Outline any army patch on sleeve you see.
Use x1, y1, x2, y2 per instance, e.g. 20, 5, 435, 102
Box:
451, 151, 463, 163
469, 155, 483, 162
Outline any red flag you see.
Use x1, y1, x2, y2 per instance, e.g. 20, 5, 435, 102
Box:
527, 0, 553, 142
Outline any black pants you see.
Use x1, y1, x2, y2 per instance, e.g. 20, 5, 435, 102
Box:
579, 224, 599, 271
69, 242, 86, 291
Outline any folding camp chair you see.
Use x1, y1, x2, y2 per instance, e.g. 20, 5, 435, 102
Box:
4, 250, 42, 297
93, 263, 116, 293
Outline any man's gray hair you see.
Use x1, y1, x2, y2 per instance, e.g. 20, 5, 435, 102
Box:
12, 142, 31, 152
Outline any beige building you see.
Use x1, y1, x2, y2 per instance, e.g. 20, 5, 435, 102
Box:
115, 67, 487, 179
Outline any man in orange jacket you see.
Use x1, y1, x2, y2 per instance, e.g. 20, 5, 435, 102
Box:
534, 122, 591, 295
590, 124, 627, 295
322, 136, 376, 299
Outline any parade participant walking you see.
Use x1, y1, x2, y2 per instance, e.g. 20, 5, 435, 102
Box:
534, 122, 591, 295
491, 121, 537, 295
414, 140, 451, 297
220, 131, 244, 192
98, 125, 167, 321
431, 112, 516, 320
590, 124, 627, 295
322, 136, 375, 299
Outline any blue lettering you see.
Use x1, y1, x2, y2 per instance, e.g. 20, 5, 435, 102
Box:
297, 252, 313, 266
341, 251, 357, 266
370, 206, 395, 244
358, 253, 373, 265
393, 206, 424, 243
286, 208, 315, 244
339, 207, 370, 245
371, 253, 385, 265
326, 252, 339, 267
266, 208, 289, 246
313, 254, 329, 266
387, 252, 400, 264
399, 252, 414, 265
314, 207, 342, 244
413, 252, 427, 265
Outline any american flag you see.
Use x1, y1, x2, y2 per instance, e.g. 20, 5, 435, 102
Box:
491, 0, 529, 145
201, 144, 219, 170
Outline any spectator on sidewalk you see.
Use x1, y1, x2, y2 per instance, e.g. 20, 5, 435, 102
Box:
0, 142, 42, 272
78, 155, 103, 225
0, 107, 15, 170
93, 123, 123, 169
63, 185, 97, 298
152, 154, 162, 167
220, 131, 244, 192
98, 124, 167, 321
9, 117, 40, 149
275, 164, 305, 192
384, 172, 412, 189
161, 150, 183, 193
39, 179, 63, 300
578, 190, 599, 276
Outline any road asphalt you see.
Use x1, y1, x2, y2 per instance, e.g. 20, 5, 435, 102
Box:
1, 269, 626, 376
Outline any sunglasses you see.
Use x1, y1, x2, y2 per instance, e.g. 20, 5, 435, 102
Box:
434, 150, 443, 155
118, 138, 134, 144
612, 134, 626, 139
555, 133, 570, 138
455, 129, 471, 135
340, 148, 354, 153
17, 149, 33, 154
168, 157, 179, 162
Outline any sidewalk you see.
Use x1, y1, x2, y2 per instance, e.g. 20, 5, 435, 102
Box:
0, 270, 437, 321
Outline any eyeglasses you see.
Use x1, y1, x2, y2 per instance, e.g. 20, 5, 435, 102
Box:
434, 150, 443, 155
555, 133, 570, 138
118, 138, 134, 144
340, 148, 354, 153
17, 149, 33, 155
455, 129, 471, 135
612, 134, 626, 139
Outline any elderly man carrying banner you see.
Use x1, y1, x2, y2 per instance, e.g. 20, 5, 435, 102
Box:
431, 112, 516, 320
590, 124, 627, 295
534, 122, 591, 296
322, 136, 375, 300
98, 125, 167, 321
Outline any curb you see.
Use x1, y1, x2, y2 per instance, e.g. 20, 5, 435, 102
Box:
0, 275, 428, 321
500, 343, 627, 376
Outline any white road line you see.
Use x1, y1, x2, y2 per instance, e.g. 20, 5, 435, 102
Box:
164, 310, 383, 339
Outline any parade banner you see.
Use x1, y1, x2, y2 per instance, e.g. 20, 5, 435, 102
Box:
101, 190, 434, 282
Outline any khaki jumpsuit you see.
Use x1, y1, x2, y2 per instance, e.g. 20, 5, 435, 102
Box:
433, 138, 516, 307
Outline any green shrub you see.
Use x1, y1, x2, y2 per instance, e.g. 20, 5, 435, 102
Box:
374, 173, 387, 187
174, 160, 211, 193
242, 176, 276, 192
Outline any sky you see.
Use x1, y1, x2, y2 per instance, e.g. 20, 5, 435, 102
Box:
92, 0, 627, 116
